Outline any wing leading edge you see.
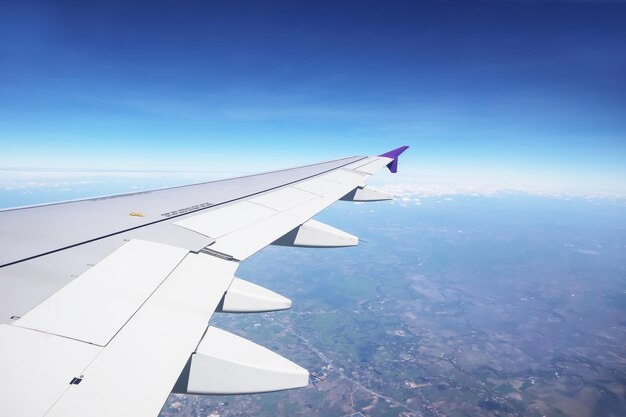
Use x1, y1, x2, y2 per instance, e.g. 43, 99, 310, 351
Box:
0, 146, 409, 417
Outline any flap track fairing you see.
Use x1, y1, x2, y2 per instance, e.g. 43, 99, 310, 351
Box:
216, 277, 292, 313
271, 219, 358, 248
173, 326, 309, 395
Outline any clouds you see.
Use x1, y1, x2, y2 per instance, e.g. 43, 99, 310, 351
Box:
370, 179, 626, 200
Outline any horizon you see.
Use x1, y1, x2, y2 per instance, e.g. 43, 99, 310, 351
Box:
1, 163, 624, 212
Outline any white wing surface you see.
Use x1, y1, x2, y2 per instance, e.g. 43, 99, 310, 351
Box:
0, 146, 408, 417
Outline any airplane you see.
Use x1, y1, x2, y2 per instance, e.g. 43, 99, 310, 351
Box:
0, 146, 409, 417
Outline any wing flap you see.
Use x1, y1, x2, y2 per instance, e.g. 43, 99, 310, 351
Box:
14, 239, 189, 346
0, 222, 214, 328
45, 252, 237, 417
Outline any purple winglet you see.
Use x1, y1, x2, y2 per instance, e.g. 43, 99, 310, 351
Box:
379, 145, 409, 173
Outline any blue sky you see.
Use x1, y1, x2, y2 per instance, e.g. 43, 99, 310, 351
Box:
0, 1, 625, 195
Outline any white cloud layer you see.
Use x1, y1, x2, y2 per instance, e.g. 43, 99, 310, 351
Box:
369, 178, 626, 200
1, 168, 624, 201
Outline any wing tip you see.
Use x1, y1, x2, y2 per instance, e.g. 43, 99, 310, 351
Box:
379, 145, 409, 173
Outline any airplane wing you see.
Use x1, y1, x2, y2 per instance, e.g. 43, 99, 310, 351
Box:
0, 146, 409, 417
